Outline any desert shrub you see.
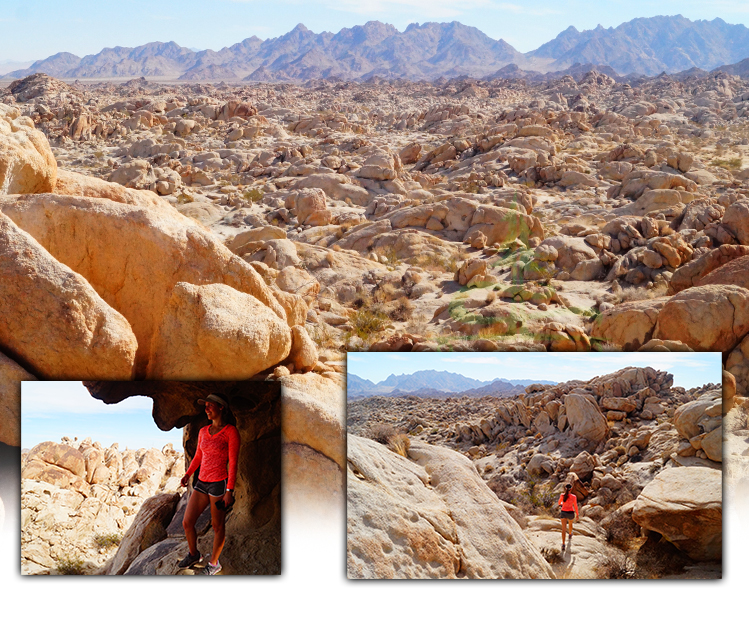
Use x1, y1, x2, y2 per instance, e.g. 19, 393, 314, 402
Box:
712, 157, 742, 170
596, 550, 636, 579
388, 434, 411, 458
242, 187, 265, 202
386, 297, 414, 322
55, 556, 86, 575
308, 323, 339, 350
93, 532, 123, 549
603, 510, 641, 548
542, 546, 563, 565
369, 423, 397, 445
349, 307, 391, 341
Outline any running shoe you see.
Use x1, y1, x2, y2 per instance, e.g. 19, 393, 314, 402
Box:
200, 561, 222, 575
178, 551, 201, 568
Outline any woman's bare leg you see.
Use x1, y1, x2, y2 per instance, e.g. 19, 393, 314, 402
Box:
208, 496, 227, 565
561, 518, 568, 546
182, 490, 210, 556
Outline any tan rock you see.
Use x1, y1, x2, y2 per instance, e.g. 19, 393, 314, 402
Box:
53, 169, 165, 209
347, 436, 554, 579
0, 212, 137, 380
654, 285, 749, 351
0, 352, 35, 446
591, 298, 666, 350
0, 107, 57, 194
104, 492, 180, 575
288, 325, 318, 372
148, 282, 292, 380
632, 467, 721, 561
0, 194, 288, 376
564, 393, 608, 443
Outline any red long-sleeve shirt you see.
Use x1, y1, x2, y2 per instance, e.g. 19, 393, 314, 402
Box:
558, 492, 578, 515
185, 424, 240, 490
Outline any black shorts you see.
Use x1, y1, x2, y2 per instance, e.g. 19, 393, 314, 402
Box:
194, 478, 227, 497
560, 510, 576, 519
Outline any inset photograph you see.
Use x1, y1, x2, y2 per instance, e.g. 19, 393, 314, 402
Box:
21, 380, 281, 575
347, 352, 722, 579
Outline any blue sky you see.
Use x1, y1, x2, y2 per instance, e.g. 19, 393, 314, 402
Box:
2, 1, 749, 61
21, 381, 183, 451
347, 352, 722, 389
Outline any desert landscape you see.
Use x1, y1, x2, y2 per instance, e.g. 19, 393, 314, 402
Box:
20, 380, 282, 576
1, 13, 749, 586
347, 360, 723, 578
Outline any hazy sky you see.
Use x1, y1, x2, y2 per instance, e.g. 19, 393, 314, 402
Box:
347, 352, 722, 389
21, 381, 183, 451
2, 1, 749, 62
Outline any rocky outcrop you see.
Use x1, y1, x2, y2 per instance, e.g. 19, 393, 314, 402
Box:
632, 467, 722, 561
0, 193, 291, 377
0, 212, 137, 380
0, 352, 35, 446
347, 435, 554, 579
147, 282, 292, 380
0, 103, 57, 194
21, 438, 184, 575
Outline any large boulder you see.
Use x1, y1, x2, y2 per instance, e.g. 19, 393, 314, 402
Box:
721, 200, 749, 245
0, 193, 289, 377
347, 436, 554, 579
632, 467, 721, 561
0, 352, 35, 446
463, 206, 542, 247
563, 393, 608, 443
147, 282, 292, 380
673, 391, 722, 462
590, 299, 666, 350
53, 169, 165, 209
104, 492, 180, 575
0, 212, 137, 380
653, 285, 749, 351
668, 245, 749, 294
0, 104, 57, 194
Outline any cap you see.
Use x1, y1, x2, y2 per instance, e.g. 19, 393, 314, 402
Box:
198, 394, 229, 409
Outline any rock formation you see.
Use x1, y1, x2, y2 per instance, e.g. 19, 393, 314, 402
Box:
348, 365, 722, 578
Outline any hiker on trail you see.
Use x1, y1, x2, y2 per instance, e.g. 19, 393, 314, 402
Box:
179, 393, 240, 575
558, 483, 578, 551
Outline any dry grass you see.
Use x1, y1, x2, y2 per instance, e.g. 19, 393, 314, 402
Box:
93, 532, 123, 550
386, 297, 415, 322
596, 550, 636, 579
308, 322, 339, 350
55, 556, 86, 575
349, 307, 391, 342
712, 157, 742, 170
388, 433, 411, 458
369, 423, 397, 444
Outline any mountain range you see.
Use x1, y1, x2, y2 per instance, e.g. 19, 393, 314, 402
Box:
3, 15, 749, 81
347, 370, 555, 400
4, 15, 749, 82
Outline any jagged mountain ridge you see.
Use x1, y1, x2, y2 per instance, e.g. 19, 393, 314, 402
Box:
7, 15, 749, 82
347, 370, 555, 400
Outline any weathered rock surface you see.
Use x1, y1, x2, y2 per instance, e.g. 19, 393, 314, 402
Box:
347, 435, 554, 579
632, 467, 721, 561
0, 212, 137, 380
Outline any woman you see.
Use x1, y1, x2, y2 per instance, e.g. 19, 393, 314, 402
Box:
178, 393, 240, 575
558, 483, 578, 552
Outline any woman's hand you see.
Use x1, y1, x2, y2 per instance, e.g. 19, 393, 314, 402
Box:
180, 474, 189, 487
223, 490, 234, 509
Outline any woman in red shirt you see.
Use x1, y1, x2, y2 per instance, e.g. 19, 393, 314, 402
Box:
558, 483, 578, 551
178, 393, 240, 575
